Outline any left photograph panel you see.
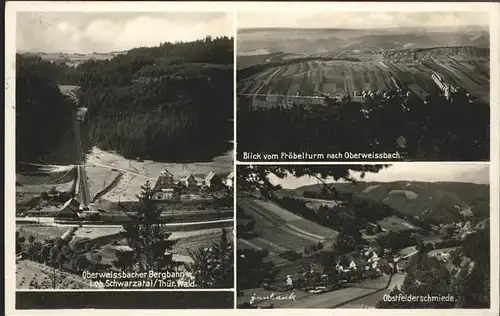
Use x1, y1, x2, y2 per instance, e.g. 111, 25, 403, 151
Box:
14, 11, 235, 292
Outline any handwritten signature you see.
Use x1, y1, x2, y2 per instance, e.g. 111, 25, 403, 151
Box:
250, 292, 297, 305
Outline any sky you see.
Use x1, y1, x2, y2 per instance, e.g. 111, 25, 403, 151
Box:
16, 12, 233, 53
238, 12, 489, 30
268, 164, 490, 189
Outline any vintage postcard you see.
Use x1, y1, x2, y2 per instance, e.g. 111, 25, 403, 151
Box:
5, 1, 499, 315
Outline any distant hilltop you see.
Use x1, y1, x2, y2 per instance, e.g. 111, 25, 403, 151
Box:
18, 50, 129, 56
238, 25, 489, 34
17, 51, 130, 67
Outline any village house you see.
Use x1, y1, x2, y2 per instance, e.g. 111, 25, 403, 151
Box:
155, 169, 174, 190
225, 172, 234, 189
336, 253, 367, 274
179, 174, 200, 192
204, 171, 222, 188
367, 251, 380, 264
363, 245, 381, 258
373, 258, 393, 275
396, 259, 410, 272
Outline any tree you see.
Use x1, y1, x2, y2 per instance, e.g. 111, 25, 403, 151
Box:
40, 243, 52, 264
16, 232, 24, 254
116, 181, 179, 274
85, 243, 94, 253
50, 246, 60, 267
416, 235, 425, 254
454, 225, 490, 308
237, 249, 278, 290
112, 250, 135, 272
320, 250, 338, 280
57, 251, 66, 269
16, 55, 74, 165
188, 228, 234, 288
335, 230, 357, 254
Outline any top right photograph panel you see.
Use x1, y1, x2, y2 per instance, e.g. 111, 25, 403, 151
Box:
236, 11, 490, 162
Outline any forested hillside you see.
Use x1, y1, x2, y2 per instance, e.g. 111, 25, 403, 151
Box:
285, 181, 489, 224
77, 37, 234, 162
16, 55, 75, 165
17, 36, 234, 163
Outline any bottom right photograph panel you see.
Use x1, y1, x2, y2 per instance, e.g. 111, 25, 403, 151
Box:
236, 164, 490, 309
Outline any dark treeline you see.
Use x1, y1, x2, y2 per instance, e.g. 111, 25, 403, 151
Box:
237, 93, 489, 161
16, 55, 75, 165
18, 37, 234, 163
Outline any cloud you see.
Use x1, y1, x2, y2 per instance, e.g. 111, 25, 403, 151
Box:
269, 164, 489, 189
17, 12, 233, 53
238, 12, 489, 29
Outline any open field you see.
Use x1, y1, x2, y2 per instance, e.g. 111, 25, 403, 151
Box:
85, 166, 121, 201
377, 216, 417, 232
24, 51, 125, 67
251, 200, 304, 222
16, 169, 75, 205
17, 223, 123, 244
173, 228, 234, 257
98, 227, 231, 266
86, 147, 233, 202
238, 47, 489, 102
17, 224, 69, 241
243, 199, 339, 241
239, 200, 321, 252
298, 197, 344, 211
16, 260, 94, 289
73, 226, 123, 241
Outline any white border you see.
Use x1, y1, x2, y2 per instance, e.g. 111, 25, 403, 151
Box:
5, 1, 500, 315
233, 9, 239, 308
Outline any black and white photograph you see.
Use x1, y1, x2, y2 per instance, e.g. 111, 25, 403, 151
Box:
5, 1, 499, 314
237, 12, 490, 162
13, 11, 234, 291
236, 164, 490, 308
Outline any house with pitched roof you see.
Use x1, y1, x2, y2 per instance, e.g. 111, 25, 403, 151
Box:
374, 258, 393, 274
204, 171, 222, 188
155, 169, 174, 190
180, 174, 198, 191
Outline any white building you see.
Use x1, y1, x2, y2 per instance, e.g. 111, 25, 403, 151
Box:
204, 171, 222, 188
225, 172, 235, 189
181, 174, 198, 190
